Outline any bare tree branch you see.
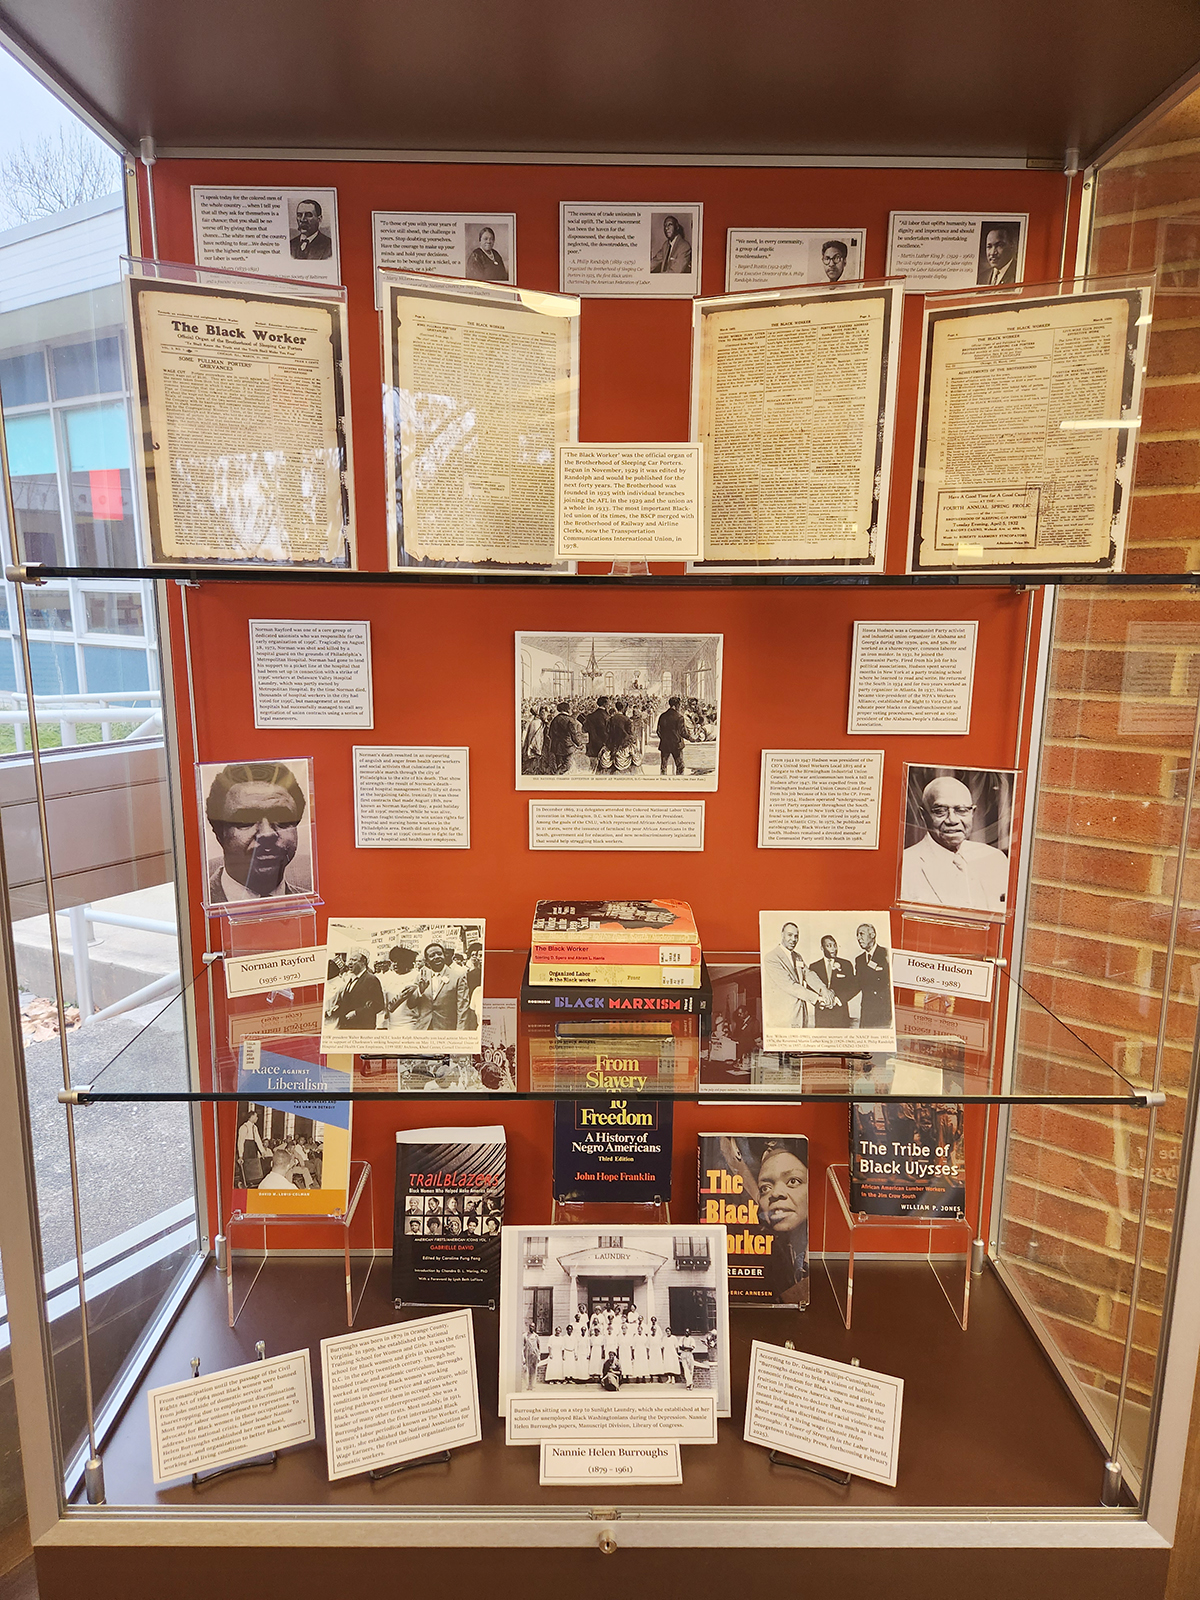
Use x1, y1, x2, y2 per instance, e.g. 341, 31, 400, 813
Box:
0, 125, 121, 227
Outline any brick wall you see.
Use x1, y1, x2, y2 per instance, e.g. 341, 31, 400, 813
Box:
1001, 96, 1200, 1438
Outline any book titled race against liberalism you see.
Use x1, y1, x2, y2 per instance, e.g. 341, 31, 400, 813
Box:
392, 1127, 505, 1309
232, 1042, 352, 1218
553, 1099, 674, 1204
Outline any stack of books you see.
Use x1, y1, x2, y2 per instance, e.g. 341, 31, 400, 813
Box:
521, 900, 710, 1095
520, 898, 711, 1016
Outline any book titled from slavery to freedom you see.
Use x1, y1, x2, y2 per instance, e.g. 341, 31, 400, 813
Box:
232, 1042, 352, 1217
698, 1134, 810, 1308
392, 1126, 505, 1308
553, 1098, 674, 1204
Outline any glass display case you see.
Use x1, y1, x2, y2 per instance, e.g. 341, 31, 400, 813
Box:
0, 101, 1199, 1597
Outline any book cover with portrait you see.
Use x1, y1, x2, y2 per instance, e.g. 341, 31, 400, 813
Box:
698, 1134, 810, 1308
392, 1127, 506, 1309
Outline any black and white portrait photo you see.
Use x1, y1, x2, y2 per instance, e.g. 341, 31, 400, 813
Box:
759, 910, 896, 1053
464, 221, 511, 282
498, 1225, 730, 1417
288, 196, 335, 261
517, 632, 722, 792
320, 917, 485, 1057
899, 764, 1019, 918
234, 1101, 325, 1193
976, 220, 1022, 286
198, 758, 314, 911
650, 212, 693, 275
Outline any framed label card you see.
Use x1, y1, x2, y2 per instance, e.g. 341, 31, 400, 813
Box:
744, 1342, 903, 1487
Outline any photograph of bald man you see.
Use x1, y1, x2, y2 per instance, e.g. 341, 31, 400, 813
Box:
900, 766, 1015, 915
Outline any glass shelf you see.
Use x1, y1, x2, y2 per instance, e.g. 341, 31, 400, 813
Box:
61, 948, 1154, 1108
11, 561, 1200, 590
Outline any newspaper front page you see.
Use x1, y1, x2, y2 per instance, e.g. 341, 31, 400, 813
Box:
911, 289, 1148, 572
693, 286, 898, 569
129, 278, 349, 564
385, 280, 576, 568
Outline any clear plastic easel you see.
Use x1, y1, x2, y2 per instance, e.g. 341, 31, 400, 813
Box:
821, 1163, 972, 1330
227, 1160, 375, 1328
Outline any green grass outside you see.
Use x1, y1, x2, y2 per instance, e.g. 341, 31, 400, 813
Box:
0, 721, 141, 755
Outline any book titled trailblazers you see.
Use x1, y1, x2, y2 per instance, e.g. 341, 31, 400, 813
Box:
392, 1126, 505, 1309
698, 1134, 810, 1308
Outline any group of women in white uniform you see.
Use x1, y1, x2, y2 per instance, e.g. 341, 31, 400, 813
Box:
537, 1310, 696, 1388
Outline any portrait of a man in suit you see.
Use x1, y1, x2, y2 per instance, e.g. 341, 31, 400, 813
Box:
290, 197, 334, 261
807, 935, 855, 1027
978, 224, 1018, 286
650, 214, 692, 274
203, 760, 311, 905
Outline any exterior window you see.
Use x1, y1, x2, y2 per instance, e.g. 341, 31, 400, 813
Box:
64, 402, 137, 565
84, 591, 144, 635
51, 335, 123, 399
525, 1235, 548, 1267
0, 351, 48, 406
4, 413, 65, 565
597, 1235, 622, 1248
23, 588, 72, 632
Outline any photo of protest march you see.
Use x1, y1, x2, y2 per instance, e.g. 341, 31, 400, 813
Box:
320, 918, 485, 1056
516, 632, 723, 791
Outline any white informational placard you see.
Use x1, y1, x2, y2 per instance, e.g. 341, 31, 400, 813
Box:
744, 1341, 903, 1488
372, 211, 517, 306
540, 1440, 683, 1485
148, 1349, 316, 1484
225, 946, 326, 998
353, 747, 470, 849
560, 202, 702, 298
529, 801, 705, 851
758, 751, 883, 849
554, 444, 702, 559
508, 1392, 717, 1445
885, 211, 1027, 295
321, 1308, 481, 1481
250, 620, 373, 729
192, 187, 341, 285
848, 621, 976, 735
725, 228, 866, 292
892, 949, 995, 1002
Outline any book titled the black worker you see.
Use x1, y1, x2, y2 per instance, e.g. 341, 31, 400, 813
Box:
392, 1126, 505, 1309
552, 1098, 673, 1205
698, 1134, 810, 1308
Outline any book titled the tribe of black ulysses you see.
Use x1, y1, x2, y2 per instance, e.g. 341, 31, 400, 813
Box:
552, 1098, 674, 1204
392, 1125, 505, 1308
521, 955, 713, 1015
848, 1100, 966, 1218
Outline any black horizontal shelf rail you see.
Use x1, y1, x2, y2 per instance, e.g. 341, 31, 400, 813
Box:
15, 564, 1200, 590
72, 1088, 1151, 1107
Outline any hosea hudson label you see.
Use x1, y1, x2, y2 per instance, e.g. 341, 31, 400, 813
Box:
552, 1098, 674, 1205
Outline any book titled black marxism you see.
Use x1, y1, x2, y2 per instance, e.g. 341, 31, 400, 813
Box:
392, 1126, 505, 1308
552, 1099, 673, 1205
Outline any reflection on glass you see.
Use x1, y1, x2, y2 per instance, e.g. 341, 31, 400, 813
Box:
0, 350, 49, 406
51, 334, 123, 400
23, 587, 72, 632
4, 413, 66, 564
64, 402, 137, 566
83, 591, 144, 635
